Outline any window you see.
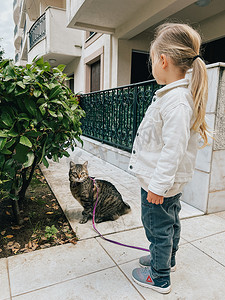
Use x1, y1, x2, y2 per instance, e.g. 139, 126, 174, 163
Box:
202, 37, 225, 64
131, 50, 151, 84
90, 60, 100, 92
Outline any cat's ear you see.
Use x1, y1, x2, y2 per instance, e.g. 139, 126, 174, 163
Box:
83, 161, 88, 168
70, 161, 75, 168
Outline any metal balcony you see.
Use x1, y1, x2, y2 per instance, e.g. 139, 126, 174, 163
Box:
28, 7, 82, 66
29, 13, 46, 49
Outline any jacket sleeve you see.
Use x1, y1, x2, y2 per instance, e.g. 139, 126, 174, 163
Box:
147, 103, 193, 196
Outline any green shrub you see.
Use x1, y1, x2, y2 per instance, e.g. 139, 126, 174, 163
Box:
0, 57, 85, 223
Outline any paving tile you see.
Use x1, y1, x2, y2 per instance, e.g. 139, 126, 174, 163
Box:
8, 240, 115, 297
181, 214, 225, 242
192, 231, 225, 266
0, 258, 10, 300
215, 211, 225, 220
208, 190, 225, 213
120, 243, 225, 300
12, 266, 143, 300
96, 228, 187, 265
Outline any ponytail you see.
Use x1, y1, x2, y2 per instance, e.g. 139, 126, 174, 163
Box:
191, 57, 209, 148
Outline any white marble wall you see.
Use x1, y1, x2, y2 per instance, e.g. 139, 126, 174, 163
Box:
79, 63, 225, 214
207, 65, 225, 213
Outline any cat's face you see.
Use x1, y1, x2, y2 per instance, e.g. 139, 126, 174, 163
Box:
69, 161, 89, 183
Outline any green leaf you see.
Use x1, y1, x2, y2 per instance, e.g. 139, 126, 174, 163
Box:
57, 110, 63, 121
49, 110, 57, 117
39, 103, 47, 115
1, 111, 13, 127
34, 90, 42, 98
52, 153, 59, 163
0, 149, 12, 155
50, 99, 62, 105
24, 98, 37, 116
6, 82, 16, 93
19, 136, 32, 148
0, 131, 8, 137
56, 64, 66, 72
0, 138, 7, 151
7, 129, 18, 137
35, 57, 44, 67
49, 86, 61, 100
17, 81, 26, 89
4, 158, 14, 170
23, 152, 35, 168
37, 98, 46, 104
62, 151, 70, 158
14, 143, 29, 163
42, 156, 49, 168
17, 113, 30, 121
5, 139, 16, 149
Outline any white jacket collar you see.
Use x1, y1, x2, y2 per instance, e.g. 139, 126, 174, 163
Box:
155, 78, 190, 98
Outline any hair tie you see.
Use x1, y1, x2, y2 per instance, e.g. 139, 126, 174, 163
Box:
193, 55, 202, 61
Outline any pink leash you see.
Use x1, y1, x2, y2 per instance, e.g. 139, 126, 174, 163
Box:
90, 177, 149, 252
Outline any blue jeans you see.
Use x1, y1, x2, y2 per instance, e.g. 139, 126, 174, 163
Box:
141, 188, 182, 278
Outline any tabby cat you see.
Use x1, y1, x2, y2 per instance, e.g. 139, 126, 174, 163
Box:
69, 161, 131, 223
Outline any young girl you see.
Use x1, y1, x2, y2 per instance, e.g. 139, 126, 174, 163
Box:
129, 23, 209, 294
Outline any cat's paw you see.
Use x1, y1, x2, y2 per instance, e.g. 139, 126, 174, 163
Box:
79, 218, 88, 224
95, 217, 103, 223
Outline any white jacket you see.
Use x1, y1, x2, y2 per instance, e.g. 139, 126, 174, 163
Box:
128, 78, 198, 197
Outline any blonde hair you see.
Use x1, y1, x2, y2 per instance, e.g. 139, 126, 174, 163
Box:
150, 23, 209, 148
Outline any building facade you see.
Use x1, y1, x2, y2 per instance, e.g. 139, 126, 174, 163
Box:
14, 0, 225, 93
13, 0, 225, 214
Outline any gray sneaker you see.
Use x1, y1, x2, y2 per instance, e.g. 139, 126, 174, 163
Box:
139, 255, 176, 272
132, 267, 171, 294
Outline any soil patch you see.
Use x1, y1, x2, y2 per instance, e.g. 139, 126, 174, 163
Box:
0, 166, 77, 258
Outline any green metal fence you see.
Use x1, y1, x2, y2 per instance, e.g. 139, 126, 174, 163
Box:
80, 80, 160, 152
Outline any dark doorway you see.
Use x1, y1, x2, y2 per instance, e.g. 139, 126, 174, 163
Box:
131, 50, 152, 84
90, 60, 100, 92
202, 36, 225, 64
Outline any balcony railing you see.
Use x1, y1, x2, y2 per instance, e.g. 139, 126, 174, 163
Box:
29, 13, 46, 49
80, 80, 160, 152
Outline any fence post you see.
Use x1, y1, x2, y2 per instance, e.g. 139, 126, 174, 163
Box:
132, 85, 138, 146
102, 91, 105, 143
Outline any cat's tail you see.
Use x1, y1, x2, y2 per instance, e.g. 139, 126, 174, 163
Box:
121, 201, 131, 215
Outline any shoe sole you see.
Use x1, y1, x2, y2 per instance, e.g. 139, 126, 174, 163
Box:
132, 275, 171, 294
139, 262, 176, 272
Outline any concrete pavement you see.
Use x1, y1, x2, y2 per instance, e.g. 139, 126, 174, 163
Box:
1, 147, 225, 300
